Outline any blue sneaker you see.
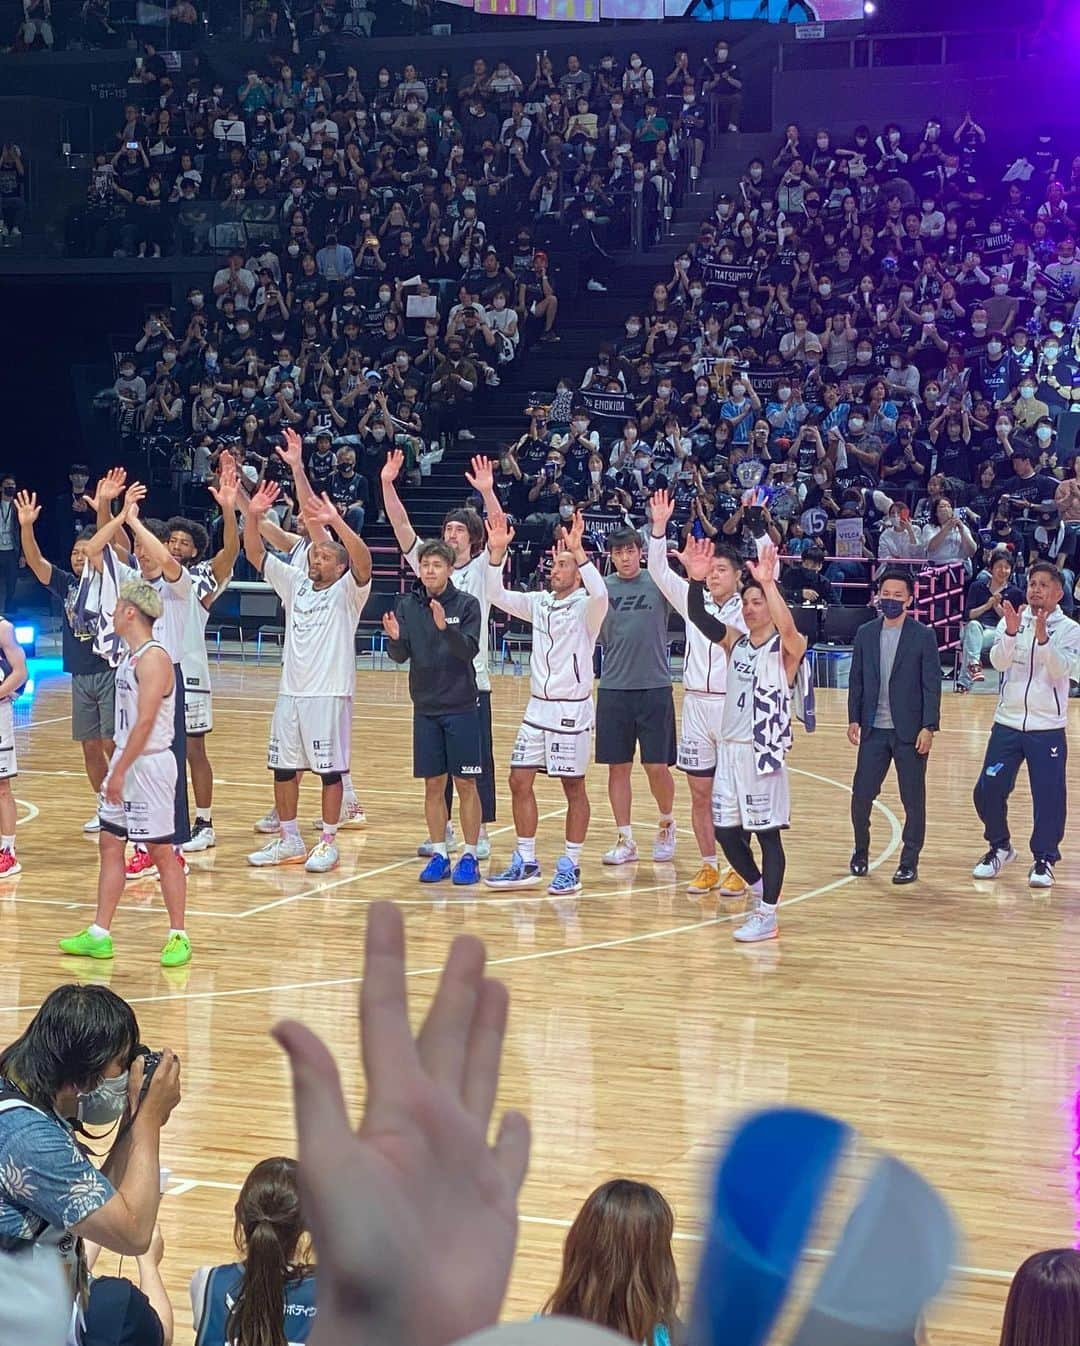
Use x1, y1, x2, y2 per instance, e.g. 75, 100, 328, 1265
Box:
419, 854, 452, 883
452, 853, 480, 886
484, 849, 543, 890
547, 856, 582, 895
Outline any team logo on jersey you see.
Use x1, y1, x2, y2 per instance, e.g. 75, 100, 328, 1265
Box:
459, 764, 482, 775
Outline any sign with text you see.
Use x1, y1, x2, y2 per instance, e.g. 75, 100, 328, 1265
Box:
834, 515, 865, 558
702, 261, 760, 291
580, 389, 636, 419
963, 229, 1013, 259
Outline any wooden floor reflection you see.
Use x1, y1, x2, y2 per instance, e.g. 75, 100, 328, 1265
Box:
2, 661, 1077, 1344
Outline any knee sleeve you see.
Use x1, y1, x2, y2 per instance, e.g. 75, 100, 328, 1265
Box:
273, 769, 298, 783
319, 771, 342, 786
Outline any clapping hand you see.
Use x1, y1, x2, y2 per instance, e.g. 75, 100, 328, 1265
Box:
429, 597, 447, 631
1001, 599, 1024, 636
555, 508, 586, 560
272, 903, 529, 1346
381, 609, 400, 641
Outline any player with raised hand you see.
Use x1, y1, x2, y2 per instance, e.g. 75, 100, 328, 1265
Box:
483, 508, 608, 895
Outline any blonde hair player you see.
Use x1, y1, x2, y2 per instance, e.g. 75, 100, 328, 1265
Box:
59, 574, 191, 966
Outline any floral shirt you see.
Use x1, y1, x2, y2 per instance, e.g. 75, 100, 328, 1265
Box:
0, 1102, 113, 1242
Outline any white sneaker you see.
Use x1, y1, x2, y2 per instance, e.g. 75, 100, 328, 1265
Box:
972, 845, 1016, 879
339, 798, 367, 828
247, 835, 307, 867
476, 834, 491, 861
253, 808, 281, 834
1028, 859, 1055, 888
733, 905, 778, 943
305, 840, 340, 873
652, 820, 677, 862
418, 823, 460, 858
602, 835, 639, 865
83, 816, 101, 834
182, 823, 216, 853
586, 278, 608, 291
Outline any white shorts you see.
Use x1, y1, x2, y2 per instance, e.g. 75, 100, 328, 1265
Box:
184, 689, 213, 736
99, 749, 177, 843
677, 692, 726, 775
712, 740, 790, 833
0, 701, 15, 780
268, 694, 352, 774
511, 697, 592, 777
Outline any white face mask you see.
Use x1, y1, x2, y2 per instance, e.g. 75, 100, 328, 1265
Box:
77, 1070, 129, 1126
1019, 386, 1035, 399
993, 284, 1008, 296
856, 350, 871, 363
1049, 321, 1065, 336
372, 429, 386, 440
1044, 346, 1060, 361
573, 419, 588, 433
848, 417, 865, 432
559, 504, 575, 519
731, 385, 745, 400
1033, 289, 1048, 303
748, 318, 762, 331
696, 384, 709, 396
819, 285, 832, 298
690, 287, 703, 299
987, 342, 1003, 357
971, 322, 987, 335
777, 387, 791, 402
634, 456, 650, 469
1036, 426, 1053, 443
379, 290, 391, 304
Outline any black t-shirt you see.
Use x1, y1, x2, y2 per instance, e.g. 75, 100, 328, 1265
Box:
45, 564, 112, 676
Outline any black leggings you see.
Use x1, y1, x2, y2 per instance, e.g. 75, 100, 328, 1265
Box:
715, 825, 785, 906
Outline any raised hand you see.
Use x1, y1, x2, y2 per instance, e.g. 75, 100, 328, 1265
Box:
747, 541, 779, 585
14, 491, 39, 526
429, 597, 447, 631
561, 508, 585, 556
464, 455, 494, 494
679, 534, 715, 582
484, 512, 514, 555
275, 426, 304, 470
248, 480, 281, 517
649, 487, 674, 534
96, 467, 128, 506
208, 453, 239, 512
302, 492, 340, 531
122, 481, 148, 520
272, 903, 529, 1346
1001, 599, 1024, 636
381, 609, 400, 641
381, 448, 405, 486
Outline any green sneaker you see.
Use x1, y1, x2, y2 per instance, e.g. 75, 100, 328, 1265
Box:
59, 928, 114, 959
160, 933, 192, 968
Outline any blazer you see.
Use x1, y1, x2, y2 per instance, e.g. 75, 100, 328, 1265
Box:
847, 615, 941, 743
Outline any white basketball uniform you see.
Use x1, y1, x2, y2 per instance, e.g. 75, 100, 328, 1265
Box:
713, 632, 791, 833
646, 535, 747, 774
486, 558, 608, 777
262, 552, 371, 773
99, 639, 177, 843
404, 540, 492, 696
0, 631, 18, 781
180, 560, 229, 736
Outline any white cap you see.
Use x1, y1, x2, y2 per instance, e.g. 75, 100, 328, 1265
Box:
454, 1320, 628, 1346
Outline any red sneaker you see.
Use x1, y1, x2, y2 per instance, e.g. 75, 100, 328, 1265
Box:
175, 850, 189, 877
125, 849, 158, 882
0, 849, 22, 877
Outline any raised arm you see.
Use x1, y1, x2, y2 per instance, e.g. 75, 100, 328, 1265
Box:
747, 542, 807, 676
235, 487, 303, 554
483, 512, 535, 623
206, 453, 241, 592
646, 489, 688, 616
561, 511, 608, 637
380, 448, 419, 559
304, 492, 373, 586
464, 454, 502, 520
15, 492, 51, 586
276, 427, 330, 544
82, 482, 147, 561
243, 481, 280, 574
126, 508, 183, 583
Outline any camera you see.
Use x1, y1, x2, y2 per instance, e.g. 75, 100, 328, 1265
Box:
136, 1047, 162, 1101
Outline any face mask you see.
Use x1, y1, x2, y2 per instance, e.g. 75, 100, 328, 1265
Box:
889, 131, 900, 144
696, 383, 709, 396
856, 351, 871, 364
77, 1070, 129, 1126
777, 387, 791, 402
1044, 345, 1060, 361
690, 287, 704, 300
922, 202, 935, 214
633, 170, 645, 182
987, 342, 1002, 357
288, 243, 301, 257
750, 167, 763, 181
1033, 289, 1048, 303
731, 385, 745, 400
1020, 386, 1035, 399
163, 351, 176, 364
819, 285, 832, 298
1036, 425, 1053, 444
993, 284, 1008, 296
971, 322, 986, 336
878, 597, 905, 620
900, 291, 913, 304
657, 387, 671, 399
848, 417, 865, 432
634, 456, 650, 470
379, 290, 391, 304
813, 472, 827, 486
1049, 321, 1065, 336
559, 504, 575, 520
631, 58, 642, 69
921, 312, 935, 324
573, 419, 588, 433
996, 421, 1010, 433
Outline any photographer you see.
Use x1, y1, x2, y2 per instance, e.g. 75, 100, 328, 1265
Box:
0, 984, 181, 1346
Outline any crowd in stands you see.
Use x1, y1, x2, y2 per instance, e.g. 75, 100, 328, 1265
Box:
2, 917, 1078, 1346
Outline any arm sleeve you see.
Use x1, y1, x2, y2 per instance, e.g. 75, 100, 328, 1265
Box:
1036, 620, 1080, 680
645, 534, 688, 617
920, 626, 942, 730
261, 550, 301, 602
443, 594, 481, 663
579, 561, 610, 638
402, 535, 421, 577
686, 579, 728, 643
485, 561, 536, 623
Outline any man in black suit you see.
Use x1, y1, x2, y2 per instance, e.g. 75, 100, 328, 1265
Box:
846, 568, 942, 884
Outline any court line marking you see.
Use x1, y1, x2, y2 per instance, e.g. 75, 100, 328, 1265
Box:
160, 1177, 1013, 1284
0, 783, 901, 1014
14, 799, 38, 826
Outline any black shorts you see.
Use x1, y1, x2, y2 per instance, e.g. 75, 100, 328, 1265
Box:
595, 686, 677, 766
413, 708, 483, 780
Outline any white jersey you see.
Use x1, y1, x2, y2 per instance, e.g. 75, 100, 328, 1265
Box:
263, 551, 371, 697
287, 538, 312, 569
404, 540, 491, 693
646, 534, 746, 696
486, 558, 608, 730
723, 634, 776, 742
180, 560, 228, 694
114, 639, 174, 754
99, 551, 192, 665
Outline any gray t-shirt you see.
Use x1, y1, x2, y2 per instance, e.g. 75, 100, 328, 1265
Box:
599, 570, 671, 690
873, 622, 902, 729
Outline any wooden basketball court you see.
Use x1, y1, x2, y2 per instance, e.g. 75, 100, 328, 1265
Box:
3, 660, 1077, 1343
